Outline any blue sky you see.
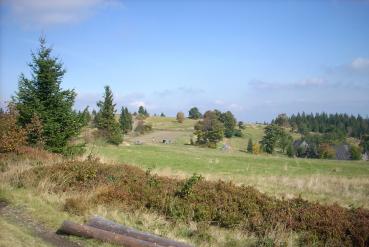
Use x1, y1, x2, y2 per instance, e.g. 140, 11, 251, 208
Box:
1, 0, 369, 122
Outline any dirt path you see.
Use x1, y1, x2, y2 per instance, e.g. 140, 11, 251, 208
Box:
0, 201, 83, 247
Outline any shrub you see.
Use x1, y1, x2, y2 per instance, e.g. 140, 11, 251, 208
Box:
135, 120, 152, 134
17, 160, 369, 246
233, 129, 243, 137
252, 143, 261, 154
0, 104, 27, 153
350, 145, 362, 160
224, 129, 234, 138
176, 112, 185, 123
61, 144, 86, 157
318, 143, 335, 159
247, 139, 253, 153
286, 143, 294, 157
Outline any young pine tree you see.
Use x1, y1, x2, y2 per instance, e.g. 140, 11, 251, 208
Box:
247, 138, 253, 153
15, 37, 81, 152
96, 86, 122, 145
119, 107, 133, 134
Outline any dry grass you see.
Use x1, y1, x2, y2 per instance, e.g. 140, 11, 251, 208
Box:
154, 168, 369, 209
0, 216, 52, 247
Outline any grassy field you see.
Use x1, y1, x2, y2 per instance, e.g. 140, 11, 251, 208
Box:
1, 117, 369, 246
87, 117, 369, 208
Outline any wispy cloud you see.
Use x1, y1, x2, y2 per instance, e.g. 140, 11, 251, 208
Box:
325, 57, 369, 75
350, 57, 369, 71
154, 87, 205, 97
2, 0, 123, 27
248, 77, 328, 90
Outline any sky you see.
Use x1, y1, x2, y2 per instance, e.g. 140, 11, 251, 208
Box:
1, 0, 369, 122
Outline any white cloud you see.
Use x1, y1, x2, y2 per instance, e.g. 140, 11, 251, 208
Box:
129, 100, 146, 108
248, 77, 329, 91
350, 57, 369, 71
214, 99, 225, 105
229, 103, 243, 111
2, 0, 122, 26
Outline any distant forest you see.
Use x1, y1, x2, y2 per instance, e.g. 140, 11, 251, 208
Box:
272, 113, 369, 138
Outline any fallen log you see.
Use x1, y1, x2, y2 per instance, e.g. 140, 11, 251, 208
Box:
87, 216, 193, 247
57, 220, 163, 247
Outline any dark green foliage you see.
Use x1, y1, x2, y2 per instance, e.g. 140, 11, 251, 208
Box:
119, 107, 132, 134
247, 139, 253, 153
260, 125, 283, 154
194, 111, 224, 147
360, 135, 369, 153
138, 106, 149, 118
233, 129, 243, 137
14, 37, 81, 152
286, 143, 294, 157
95, 86, 122, 145
276, 112, 369, 139
21, 161, 369, 246
238, 121, 245, 129
224, 129, 234, 138
176, 174, 203, 198
350, 145, 362, 160
219, 111, 237, 136
188, 107, 202, 119
78, 107, 91, 127
107, 123, 123, 145
160, 112, 165, 117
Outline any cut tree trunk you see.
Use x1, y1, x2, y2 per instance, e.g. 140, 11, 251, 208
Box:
87, 216, 193, 247
57, 220, 162, 247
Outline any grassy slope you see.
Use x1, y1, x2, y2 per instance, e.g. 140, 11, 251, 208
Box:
90, 117, 369, 208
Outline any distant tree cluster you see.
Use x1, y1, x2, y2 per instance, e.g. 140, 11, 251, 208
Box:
188, 107, 202, 119
193, 109, 241, 148
273, 112, 369, 139
138, 106, 149, 118
260, 124, 292, 154
194, 111, 224, 148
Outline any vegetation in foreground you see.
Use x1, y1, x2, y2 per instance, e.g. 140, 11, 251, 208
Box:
1, 148, 369, 246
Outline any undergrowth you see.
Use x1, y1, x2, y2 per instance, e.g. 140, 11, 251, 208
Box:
14, 159, 369, 247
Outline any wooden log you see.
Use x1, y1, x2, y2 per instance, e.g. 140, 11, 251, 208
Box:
87, 216, 193, 247
58, 220, 162, 247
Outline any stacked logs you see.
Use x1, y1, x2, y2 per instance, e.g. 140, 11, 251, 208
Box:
57, 216, 193, 247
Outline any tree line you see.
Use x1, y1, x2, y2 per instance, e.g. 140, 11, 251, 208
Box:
273, 112, 369, 139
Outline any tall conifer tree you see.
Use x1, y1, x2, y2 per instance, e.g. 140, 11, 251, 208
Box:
15, 37, 81, 152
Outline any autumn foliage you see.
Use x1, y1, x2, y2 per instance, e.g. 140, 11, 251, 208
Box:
0, 104, 27, 153
18, 159, 369, 246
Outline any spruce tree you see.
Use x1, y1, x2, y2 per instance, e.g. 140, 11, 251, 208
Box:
14, 37, 81, 152
119, 107, 132, 133
96, 86, 122, 145
247, 138, 253, 153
